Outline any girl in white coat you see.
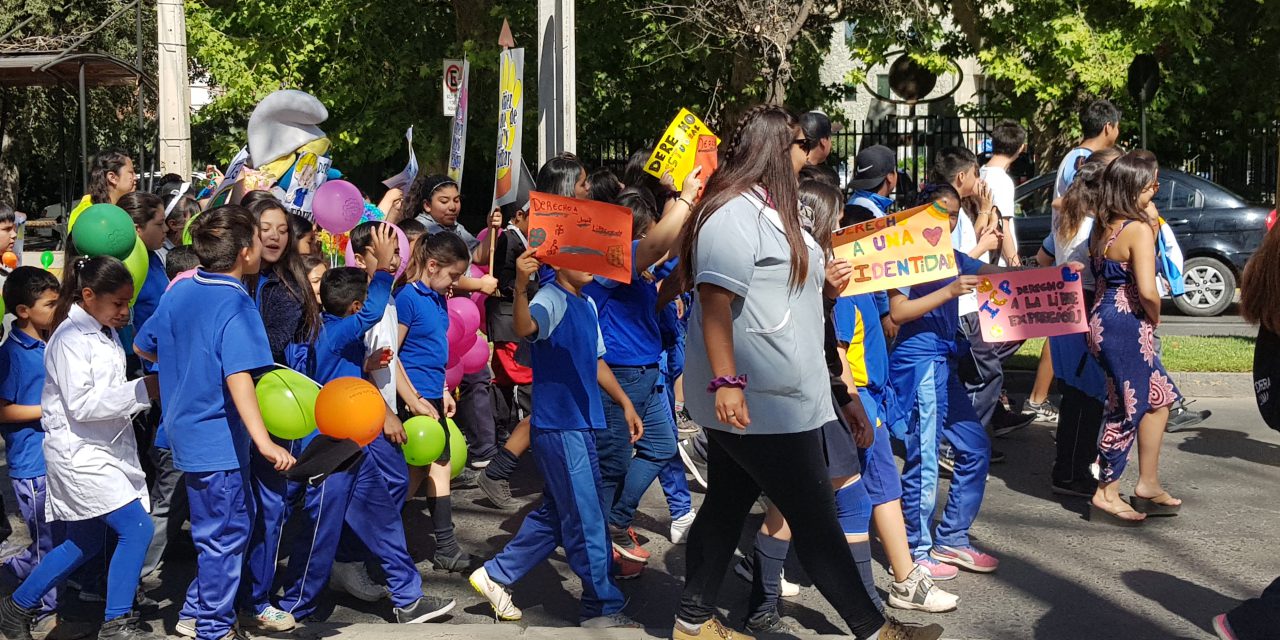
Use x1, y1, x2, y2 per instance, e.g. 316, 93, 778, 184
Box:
0, 256, 160, 640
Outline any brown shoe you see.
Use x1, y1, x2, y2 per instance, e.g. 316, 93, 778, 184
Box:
877, 617, 944, 640
672, 618, 755, 639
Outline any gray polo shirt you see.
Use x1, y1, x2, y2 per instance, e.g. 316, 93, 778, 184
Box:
684, 191, 835, 435
418, 215, 479, 251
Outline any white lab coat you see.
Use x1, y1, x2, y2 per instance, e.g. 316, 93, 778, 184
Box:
42, 304, 152, 521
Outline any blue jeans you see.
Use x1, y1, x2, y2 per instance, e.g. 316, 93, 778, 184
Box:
598, 364, 679, 529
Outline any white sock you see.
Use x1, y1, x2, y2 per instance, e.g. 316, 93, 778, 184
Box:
675, 619, 702, 634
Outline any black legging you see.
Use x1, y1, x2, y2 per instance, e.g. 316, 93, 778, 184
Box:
678, 427, 886, 638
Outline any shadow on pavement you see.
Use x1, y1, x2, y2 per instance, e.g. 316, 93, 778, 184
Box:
1121, 569, 1239, 636
1177, 429, 1280, 468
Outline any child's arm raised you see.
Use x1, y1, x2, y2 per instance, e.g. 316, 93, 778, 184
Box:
598, 359, 643, 444
226, 371, 295, 471
512, 248, 540, 339
635, 167, 702, 271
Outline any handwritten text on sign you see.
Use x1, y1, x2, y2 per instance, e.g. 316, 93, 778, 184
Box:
528, 192, 633, 283
644, 109, 719, 191
831, 202, 956, 296
976, 266, 1088, 342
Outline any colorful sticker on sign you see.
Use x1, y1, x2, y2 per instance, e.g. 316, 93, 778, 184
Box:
528, 191, 632, 283
493, 48, 524, 207
976, 265, 1089, 342
831, 201, 956, 295
644, 109, 718, 191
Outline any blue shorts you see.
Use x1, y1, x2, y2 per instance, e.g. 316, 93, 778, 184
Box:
857, 386, 902, 505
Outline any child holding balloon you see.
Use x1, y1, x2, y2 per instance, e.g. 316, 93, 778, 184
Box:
394, 231, 475, 572
469, 248, 644, 629
0, 256, 160, 640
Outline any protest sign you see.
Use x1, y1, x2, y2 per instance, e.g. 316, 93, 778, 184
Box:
528, 191, 632, 283
493, 49, 524, 206
644, 109, 718, 191
447, 59, 470, 183
692, 135, 718, 200
383, 126, 419, 190
976, 266, 1088, 342
831, 201, 956, 295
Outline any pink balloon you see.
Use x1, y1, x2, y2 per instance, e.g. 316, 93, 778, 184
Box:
447, 328, 477, 369
313, 180, 364, 233
461, 336, 490, 374
446, 297, 481, 336
445, 363, 464, 390
446, 320, 464, 349
344, 222, 412, 278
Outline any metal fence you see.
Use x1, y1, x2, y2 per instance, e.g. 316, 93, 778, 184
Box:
578, 114, 1278, 205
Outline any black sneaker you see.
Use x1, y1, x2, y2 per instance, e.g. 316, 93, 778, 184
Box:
453, 468, 480, 486
478, 471, 515, 510
393, 596, 456, 623
992, 411, 1035, 437
432, 548, 476, 574
990, 448, 1006, 464
1166, 401, 1211, 433
96, 616, 161, 640
745, 610, 803, 635
0, 597, 35, 640
1051, 478, 1098, 498
677, 438, 708, 491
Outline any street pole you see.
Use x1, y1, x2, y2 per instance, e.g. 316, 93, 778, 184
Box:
537, 0, 576, 166
156, 0, 191, 176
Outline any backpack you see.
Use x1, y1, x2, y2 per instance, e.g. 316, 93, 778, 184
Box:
1254, 327, 1280, 431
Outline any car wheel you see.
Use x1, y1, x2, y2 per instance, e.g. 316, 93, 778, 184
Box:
1173, 256, 1236, 317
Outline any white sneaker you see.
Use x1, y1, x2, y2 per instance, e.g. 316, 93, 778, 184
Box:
469, 566, 521, 621
174, 618, 196, 638
330, 561, 388, 602
670, 509, 697, 545
780, 576, 801, 598
888, 564, 960, 613
242, 606, 296, 632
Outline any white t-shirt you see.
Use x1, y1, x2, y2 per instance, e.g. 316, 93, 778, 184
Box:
1055, 218, 1096, 292
364, 301, 400, 409
1053, 148, 1093, 229
981, 165, 1018, 267
952, 209, 985, 316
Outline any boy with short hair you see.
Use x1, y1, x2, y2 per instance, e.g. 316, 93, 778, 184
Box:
0, 204, 21, 287
135, 205, 296, 640
981, 120, 1026, 267
469, 249, 643, 629
0, 268, 62, 625
1054, 99, 1121, 207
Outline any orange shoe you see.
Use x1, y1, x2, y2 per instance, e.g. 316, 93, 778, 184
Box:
612, 549, 644, 580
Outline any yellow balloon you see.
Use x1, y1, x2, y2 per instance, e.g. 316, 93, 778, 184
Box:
66, 194, 93, 234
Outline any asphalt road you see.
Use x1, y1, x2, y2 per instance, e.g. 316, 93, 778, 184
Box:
2, 397, 1273, 640
1160, 302, 1254, 337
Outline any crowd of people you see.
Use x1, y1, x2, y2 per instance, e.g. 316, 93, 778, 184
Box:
0, 96, 1256, 640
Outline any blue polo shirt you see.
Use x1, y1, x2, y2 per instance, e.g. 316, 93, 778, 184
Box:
895, 250, 986, 344
135, 270, 274, 473
395, 282, 449, 400
0, 330, 47, 478
133, 252, 170, 374
529, 283, 607, 431
315, 272, 392, 384
584, 240, 662, 367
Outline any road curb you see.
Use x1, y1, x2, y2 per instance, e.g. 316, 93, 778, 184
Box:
1006, 370, 1253, 398
285, 622, 973, 640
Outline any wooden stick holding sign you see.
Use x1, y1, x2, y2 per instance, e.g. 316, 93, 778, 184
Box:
527, 192, 632, 283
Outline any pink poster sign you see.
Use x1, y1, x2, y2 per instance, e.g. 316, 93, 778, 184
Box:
977, 266, 1089, 342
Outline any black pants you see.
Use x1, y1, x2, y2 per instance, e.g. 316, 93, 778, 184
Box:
1227, 576, 1280, 639
457, 368, 499, 463
1051, 382, 1103, 486
678, 428, 885, 639
958, 312, 1021, 430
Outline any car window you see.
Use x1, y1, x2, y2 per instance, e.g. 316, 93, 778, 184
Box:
1150, 176, 1174, 211
1165, 182, 1200, 209
1015, 180, 1053, 218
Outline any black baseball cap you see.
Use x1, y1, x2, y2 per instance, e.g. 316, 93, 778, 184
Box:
846, 145, 896, 191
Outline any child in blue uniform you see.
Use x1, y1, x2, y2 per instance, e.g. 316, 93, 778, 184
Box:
394, 232, 474, 572
0, 268, 61, 624
135, 205, 296, 640
469, 248, 643, 629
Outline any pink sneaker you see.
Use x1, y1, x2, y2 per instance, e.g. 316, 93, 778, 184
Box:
931, 545, 999, 573
913, 557, 959, 581
1212, 614, 1238, 640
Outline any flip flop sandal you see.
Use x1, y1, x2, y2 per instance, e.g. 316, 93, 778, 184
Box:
1129, 492, 1181, 517
1089, 502, 1145, 527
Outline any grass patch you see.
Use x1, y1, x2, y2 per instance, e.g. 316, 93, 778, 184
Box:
1005, 335, 1255, 373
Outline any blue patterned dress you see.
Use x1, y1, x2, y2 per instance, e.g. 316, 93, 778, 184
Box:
1087, 221, 1181, 483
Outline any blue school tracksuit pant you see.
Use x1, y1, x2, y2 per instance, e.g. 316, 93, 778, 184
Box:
658, 354, 692, 520
183, 469, 255, 640
5, 476, 61, 617
12, 499, 151, 622
334, 436, 423, 609
890, 334, 991, 560
244, 444, 354, 621
485, 428, 625, 621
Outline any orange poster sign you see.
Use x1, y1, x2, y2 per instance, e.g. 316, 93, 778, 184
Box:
528, 191, 633, 283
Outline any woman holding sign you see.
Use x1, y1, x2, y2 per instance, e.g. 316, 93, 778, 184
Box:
665, 105, 933, 640
1086, 150, 1182, 525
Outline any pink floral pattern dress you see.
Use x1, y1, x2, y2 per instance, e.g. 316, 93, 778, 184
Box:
1087, 221, 1181, 483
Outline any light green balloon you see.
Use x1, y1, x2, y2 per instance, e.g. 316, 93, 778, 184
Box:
447, 418, 467, 478
402, 416, 447, 466
123, 236, 148, 304
255, 369, 320, 440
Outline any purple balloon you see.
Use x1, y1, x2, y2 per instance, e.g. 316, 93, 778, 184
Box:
461, 336, 490, 374
445, 363, 464, 390
344, 222, 412, 278
313, 180, 364, 233
447, 297, 481, 336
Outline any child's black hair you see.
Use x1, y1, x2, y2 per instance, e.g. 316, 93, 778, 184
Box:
88, 150, 132, 204
587, 168, 623, 204
916, 182, 962, 208
240, 189, 279, 210
536, 154, 585, 198
397, 218, 426, 240
118, 191, 164, 227
53, 256, 132, 328
1081, 99, 1122, 139
3, 266, 59, 314
319, 267, 369, 316
289, 212, 315, 238
928, 147, 978, 187
348, 220, 393, 255
191, 205, 256, 273
401, 174, 459, 225
397, 231, 471, 287
799, 111, 833, 142
165, 245, 199, 280
0, 203, 16, 226
799, 164, 840, 188
990, 120, 1027, 157
616, 187, 657, 238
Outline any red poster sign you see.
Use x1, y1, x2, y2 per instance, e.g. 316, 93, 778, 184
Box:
528, 191, 633, 283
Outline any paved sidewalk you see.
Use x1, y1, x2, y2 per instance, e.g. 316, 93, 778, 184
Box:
283, 622, 968, 640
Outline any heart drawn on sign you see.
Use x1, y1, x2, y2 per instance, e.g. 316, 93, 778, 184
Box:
922, 227, 943, 247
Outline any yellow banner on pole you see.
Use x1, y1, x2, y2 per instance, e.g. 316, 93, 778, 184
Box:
831, 201, 958, 295
643, 108, 718, 191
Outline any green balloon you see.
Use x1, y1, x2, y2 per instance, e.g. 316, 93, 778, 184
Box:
72, 204, 136, 260
447, 418, 468, 478
40, 251, 54, 269
402, 416, 447, 466
182, 210, 201, 245
123, 236, 148, 304
255, 369, 320, 440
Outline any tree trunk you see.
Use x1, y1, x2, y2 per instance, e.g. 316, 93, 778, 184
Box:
0, 90, 18, 205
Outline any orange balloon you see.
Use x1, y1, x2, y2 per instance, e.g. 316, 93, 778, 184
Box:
314, 377, 384, 446
2, 252, 17, 269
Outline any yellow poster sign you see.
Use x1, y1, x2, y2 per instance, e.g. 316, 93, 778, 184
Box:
643, 108, 718, 191
831, 202, 957, 296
